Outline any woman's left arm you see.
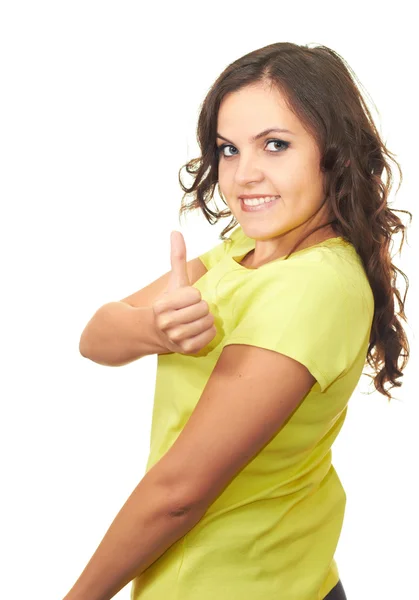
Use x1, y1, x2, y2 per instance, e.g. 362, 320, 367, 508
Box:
62, 471, 205, 600
64, 341, 315, 600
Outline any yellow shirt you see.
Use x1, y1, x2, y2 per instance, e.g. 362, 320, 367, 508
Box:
130, 225, 374, 600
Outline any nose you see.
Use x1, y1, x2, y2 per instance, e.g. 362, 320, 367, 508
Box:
233, 154, 264, 187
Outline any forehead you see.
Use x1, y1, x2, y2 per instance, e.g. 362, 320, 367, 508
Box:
217, 83, 303, 135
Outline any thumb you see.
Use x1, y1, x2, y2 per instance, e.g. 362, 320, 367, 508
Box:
166, 230, 191, 292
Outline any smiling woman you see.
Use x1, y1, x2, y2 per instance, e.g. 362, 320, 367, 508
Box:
71, 41, 411, 600
212, 82, 346, 265
178, 41, 411, 398
172, 40, 410, 599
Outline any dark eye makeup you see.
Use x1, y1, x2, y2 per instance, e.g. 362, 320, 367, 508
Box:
216, 139, 290, 159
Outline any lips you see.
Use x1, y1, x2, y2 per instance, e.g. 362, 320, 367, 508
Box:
239, 195, 279, 199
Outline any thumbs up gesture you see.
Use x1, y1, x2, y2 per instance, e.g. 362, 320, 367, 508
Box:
152, 231, 217, 355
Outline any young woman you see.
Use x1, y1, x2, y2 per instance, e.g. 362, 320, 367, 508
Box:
71, 42, 411, 600
130, 42, 410, 600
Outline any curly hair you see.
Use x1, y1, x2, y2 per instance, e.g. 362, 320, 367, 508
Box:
177, 42, 412, 402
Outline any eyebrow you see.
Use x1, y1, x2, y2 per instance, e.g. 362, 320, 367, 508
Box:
216, 127, 294, 144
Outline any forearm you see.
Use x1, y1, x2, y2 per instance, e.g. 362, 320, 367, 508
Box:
79, 302, 172, 366
63, 471, 203, 600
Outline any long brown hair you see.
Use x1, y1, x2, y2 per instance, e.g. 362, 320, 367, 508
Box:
177, 42, 412, 402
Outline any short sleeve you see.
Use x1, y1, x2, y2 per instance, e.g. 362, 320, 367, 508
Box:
220, 261, 371, 393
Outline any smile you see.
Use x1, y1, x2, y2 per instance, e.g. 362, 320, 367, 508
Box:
241, 196, 280, 212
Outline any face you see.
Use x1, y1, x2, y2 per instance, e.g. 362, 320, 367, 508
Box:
216, 81, 335, 264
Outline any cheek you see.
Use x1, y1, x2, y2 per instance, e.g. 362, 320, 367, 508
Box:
275, 168, 305, 195
275, 157, 304, 183
284, 165, 322, 198
217, 169, 228, 189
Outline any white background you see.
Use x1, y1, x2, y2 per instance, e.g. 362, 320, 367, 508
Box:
1, 2, 417, 599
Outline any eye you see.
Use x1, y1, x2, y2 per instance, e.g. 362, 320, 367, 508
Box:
216, 139, 290, 159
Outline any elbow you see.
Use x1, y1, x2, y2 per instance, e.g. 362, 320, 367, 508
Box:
145, 468, 206, 520
161, 485, 198, 518
168, 484, 210, 520
167, 504, 194, 518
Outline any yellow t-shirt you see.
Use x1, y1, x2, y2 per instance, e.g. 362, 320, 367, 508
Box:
130, 225, 374, 600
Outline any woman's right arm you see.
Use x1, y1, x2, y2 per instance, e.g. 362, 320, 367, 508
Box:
79, 302, 172, 367
79, 255, 208, 367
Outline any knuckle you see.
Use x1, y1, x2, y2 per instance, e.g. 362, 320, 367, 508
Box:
158, 316, 170, 329
182, 340, 195, 354
170, 327, 183, 342
153, 298, 165, 313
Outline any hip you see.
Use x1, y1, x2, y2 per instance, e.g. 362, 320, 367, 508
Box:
323, 579, 347, 600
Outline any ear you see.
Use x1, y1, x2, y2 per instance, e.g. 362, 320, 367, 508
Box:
345, 159, 351, 167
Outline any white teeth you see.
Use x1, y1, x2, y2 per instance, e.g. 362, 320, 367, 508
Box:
242, 196, 279, 206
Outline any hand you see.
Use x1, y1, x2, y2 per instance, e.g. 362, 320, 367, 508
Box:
152, 230, 217, 355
